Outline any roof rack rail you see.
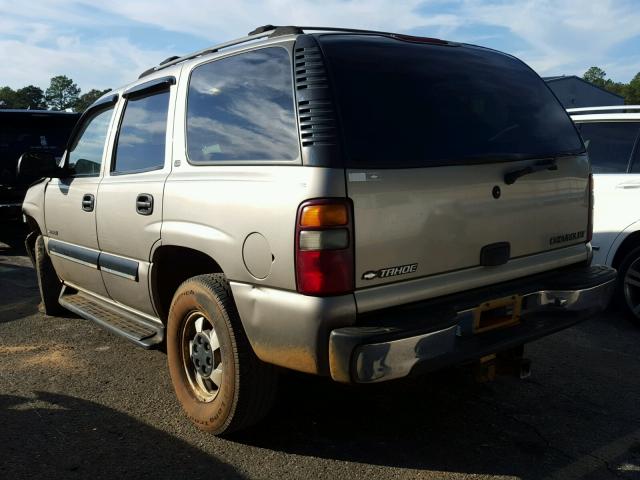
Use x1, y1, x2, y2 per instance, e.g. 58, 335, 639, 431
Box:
138, 27, 282, 78
568, 105, 640, 113
138, 25, 444, 78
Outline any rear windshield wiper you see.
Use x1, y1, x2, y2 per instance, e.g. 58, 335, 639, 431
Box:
504, 159, 557, 185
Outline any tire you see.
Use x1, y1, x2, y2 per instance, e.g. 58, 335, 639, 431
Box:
166, 274, 277, 435
34, 235, 66, 316
615, 245, 640, 325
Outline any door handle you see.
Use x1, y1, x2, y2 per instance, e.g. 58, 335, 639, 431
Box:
81, 194, 95, 212
136, 193, 154, 215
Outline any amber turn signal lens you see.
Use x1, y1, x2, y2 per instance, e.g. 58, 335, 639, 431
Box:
300, 204, 348, 227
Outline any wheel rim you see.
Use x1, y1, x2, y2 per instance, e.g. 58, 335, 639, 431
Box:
623, 257, 640, 319
180, 311, 223, 402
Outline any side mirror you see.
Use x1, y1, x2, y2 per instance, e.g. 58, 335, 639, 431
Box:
16, 151, 64, 179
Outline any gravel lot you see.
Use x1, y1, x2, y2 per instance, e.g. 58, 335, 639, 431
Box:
1, 228, 639, 480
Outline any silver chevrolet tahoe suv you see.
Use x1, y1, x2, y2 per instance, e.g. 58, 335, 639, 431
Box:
19, 25, 617, 435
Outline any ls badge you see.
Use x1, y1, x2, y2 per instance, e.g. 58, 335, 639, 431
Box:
362, 263, 418, 280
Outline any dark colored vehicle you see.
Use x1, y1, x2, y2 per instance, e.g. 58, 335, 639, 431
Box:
0, 110, 79, 220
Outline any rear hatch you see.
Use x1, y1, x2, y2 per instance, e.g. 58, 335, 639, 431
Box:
318, 35, 588, 289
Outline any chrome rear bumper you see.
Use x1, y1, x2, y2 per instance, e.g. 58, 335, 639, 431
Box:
329, 265, 616, 383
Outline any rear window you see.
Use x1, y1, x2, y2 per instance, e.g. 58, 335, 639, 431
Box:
319, 35, 584, 168
0, 113, 78, 183
0, 114, 78, 157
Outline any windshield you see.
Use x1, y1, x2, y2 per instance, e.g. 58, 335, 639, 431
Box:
319, 35, 585, 168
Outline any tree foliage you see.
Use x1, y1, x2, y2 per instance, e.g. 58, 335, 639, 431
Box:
73, 88, 112, 112
0, 75, 109, 111
44, 75, 81, 111
583, 66, 607, 86
582, 67, 640, 104
627, 72, 640, 105
0, 86, 18, 108
15, 85, 46, 109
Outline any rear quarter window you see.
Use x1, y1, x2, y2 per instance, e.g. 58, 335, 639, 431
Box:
319, 35, 584, 168
186, 47, 299, 163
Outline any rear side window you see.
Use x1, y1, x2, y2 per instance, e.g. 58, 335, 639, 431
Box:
319, 35, 584, 168
578, 122, 640, 173
113, 91, 169, 174
186, 47, 299, 163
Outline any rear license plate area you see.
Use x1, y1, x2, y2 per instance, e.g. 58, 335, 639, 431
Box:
474, 295, 521, 334
457, 295, 522, 336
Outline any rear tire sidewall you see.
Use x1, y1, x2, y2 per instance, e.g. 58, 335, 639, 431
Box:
34, 235, 64, 316
167, 279, 238, 433
616, 246, 640, 324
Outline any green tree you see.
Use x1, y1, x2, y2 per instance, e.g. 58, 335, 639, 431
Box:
0, 86, 18, 108
15, 85, 46, 109
581, 67, 640, 104
45, 75, 80, 110
627, 72, 640, 105
73, 88, 112, 112
583, 66, 607, 87
604, 81, 628, 99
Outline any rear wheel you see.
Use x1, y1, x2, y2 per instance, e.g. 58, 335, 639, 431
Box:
616, 246, 640, 324
166, 274, 277, 434
34, 235, 65, 316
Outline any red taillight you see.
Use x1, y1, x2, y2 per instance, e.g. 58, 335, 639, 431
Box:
587, 173, 594, 243
295, 199, 354, 296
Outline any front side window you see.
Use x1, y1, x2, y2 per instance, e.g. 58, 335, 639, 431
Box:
578, 122, 640, 173
113, 90, 170, 174
67, 108, 114, 176
187, 47, 299, 163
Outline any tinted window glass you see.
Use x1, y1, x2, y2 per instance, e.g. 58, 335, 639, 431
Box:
632, 136, 640, 173
187, 47, 298, 162
0, 113, 78, 184
579, 122, 640, 173
67, 108, 114, 176
113, 91, 169, 174
320, 35, 584, 168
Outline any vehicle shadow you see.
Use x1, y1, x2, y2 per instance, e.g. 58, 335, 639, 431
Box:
233, 314, 640, 479
0, 221, 27, 256
0, 261, 40, 323
236, 371, 556, 478
0, 391, 244, 479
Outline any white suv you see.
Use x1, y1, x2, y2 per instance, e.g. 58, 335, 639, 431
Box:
570, 106, 640, 323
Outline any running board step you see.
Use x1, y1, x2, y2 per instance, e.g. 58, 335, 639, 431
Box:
59, 287, 164, 348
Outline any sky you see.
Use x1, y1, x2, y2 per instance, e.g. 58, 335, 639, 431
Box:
1, 0, 639, 93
